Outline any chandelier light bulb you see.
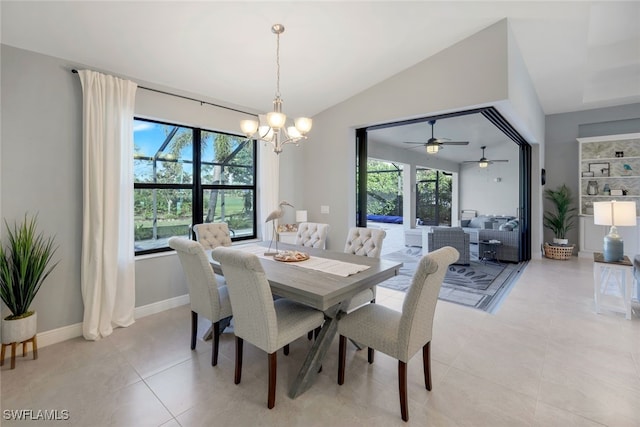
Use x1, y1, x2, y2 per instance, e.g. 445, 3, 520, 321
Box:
287, 126, 302, 139
267, 111, 287, 129
294, 117, 312, 134
240, 119, 259, 137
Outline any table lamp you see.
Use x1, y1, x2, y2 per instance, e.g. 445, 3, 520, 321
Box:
593, 200, 637, 262
295, 210, 308, 223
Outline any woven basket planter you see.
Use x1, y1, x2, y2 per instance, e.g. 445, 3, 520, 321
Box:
544, 243, 574, 260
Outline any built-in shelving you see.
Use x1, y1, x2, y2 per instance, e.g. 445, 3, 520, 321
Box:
578, 133, 640, 258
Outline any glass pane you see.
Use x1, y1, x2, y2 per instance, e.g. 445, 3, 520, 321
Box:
134, 188, 192, 251
134, 120, 193, 184
202, 189, 254, 238
366, 159, 403, 217
201, 132, 254, 185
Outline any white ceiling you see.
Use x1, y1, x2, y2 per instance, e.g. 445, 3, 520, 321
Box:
2, 1, 639, 162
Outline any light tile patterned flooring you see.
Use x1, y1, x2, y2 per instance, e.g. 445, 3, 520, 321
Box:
2, 256, 640, 426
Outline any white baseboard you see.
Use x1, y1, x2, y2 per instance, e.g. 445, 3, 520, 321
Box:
134, 294, 190, 319
36, 294, 190, 349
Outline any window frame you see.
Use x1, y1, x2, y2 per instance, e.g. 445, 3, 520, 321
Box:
134, 117, 257, 255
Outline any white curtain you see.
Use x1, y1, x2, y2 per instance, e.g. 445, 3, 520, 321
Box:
258, 142, 280, 241
78, 70, 137, 340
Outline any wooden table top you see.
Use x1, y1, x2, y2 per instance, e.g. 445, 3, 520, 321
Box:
209, 242, 403, 311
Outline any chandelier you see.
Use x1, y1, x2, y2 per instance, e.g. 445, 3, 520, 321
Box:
240, 24, 312, 154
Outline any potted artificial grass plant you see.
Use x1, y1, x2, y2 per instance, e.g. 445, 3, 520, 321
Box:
0, 214, 58, 345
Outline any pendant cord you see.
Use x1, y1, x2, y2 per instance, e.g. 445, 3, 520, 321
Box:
275, 32, 281, 98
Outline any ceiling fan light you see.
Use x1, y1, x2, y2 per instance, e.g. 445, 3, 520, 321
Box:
426, 144, 439, 154
478, 160, 489, 168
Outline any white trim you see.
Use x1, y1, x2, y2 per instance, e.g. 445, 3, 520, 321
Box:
577, 132, 640, 144
35, 294, 190, 349
134, 294, 190, 319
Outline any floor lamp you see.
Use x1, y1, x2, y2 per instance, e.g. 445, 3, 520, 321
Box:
593, 200, 637, 262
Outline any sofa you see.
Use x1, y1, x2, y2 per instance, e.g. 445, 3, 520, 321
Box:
461, 215, 520, 262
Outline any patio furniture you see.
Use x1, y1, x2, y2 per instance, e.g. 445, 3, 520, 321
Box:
427, 227, 468, 265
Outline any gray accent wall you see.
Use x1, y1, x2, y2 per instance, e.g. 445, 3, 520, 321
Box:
544, 103, 640, 246
0, 45, 249, 333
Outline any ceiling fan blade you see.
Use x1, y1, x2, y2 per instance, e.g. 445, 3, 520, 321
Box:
490, 159, 509, 163
462, 160, 478, 163
440, 141, 469, 146
402, 141, 428, 145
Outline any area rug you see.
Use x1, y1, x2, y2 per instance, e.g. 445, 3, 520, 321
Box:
379, 247, 527, 312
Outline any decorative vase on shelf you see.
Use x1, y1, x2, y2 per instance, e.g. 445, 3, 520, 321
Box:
603, 183, 611, 195
587, 181, 598, 195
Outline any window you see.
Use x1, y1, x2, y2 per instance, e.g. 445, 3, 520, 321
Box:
134, 118, 256, 254
416, 169, 452, 226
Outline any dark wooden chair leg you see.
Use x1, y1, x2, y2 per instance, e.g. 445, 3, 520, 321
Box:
399, 360, 408, 422
22, 341, 27, 357
307, 331, 313, 340
235, 337, 243, 384
423, 341, 432, 390
190, 311, 198, 350
314, 327, 321, 339
338, 335, 347, 385
283, 344, 289, 356
368, 348, 374, 364
268, 352, 277, 409
212, 321, 220, 366
0, 343, 5, 366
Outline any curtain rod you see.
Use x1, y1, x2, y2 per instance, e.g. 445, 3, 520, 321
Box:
71, 69, 255, 117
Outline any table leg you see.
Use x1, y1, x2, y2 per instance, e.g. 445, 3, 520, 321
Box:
289, 303, 346, 399
593, 264, 601, 314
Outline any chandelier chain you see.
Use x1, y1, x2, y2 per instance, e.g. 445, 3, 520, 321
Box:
275, 31, 281, 98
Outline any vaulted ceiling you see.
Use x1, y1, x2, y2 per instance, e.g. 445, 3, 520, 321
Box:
2, 1, 638, 161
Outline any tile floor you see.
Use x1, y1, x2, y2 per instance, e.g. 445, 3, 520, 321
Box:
1, 256, 639, 426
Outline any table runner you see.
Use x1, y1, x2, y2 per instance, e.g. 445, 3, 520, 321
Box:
220, 244, 370, 277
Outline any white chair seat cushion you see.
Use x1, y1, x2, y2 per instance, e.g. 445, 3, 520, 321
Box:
345, 288, 375, 312
338, 304, 402, 360
273, 299, 325, 351
217, 285, 233, 320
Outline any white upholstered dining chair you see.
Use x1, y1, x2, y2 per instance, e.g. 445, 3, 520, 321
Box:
343, 227, 386, 311
192, 222, 233, 249
337, 246, 459, 422
295, 222, 329, 249
211, 247, 325, 409
168, 237, 233, 366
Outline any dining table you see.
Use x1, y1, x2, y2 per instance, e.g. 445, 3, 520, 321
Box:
207, 241, 403, 399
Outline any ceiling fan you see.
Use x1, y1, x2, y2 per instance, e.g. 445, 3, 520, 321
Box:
463, 146, 509, 168
403, 120, 469, 154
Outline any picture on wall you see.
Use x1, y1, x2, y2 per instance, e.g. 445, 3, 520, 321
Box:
589, 162, 610, 177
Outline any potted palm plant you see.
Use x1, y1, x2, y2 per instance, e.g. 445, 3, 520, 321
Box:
0, 215, 58, 345
543, 185, 577, 259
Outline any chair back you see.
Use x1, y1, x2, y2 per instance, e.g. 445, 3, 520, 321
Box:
168, 237, 223, 321
398, 246, 459, 361
344, 227, 386, 258
295, 222, 329, 249
193, 222, 232, 249
211, 247, 278, 353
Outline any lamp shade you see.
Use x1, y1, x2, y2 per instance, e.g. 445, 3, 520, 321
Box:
295, 210, 308, 223
594, 201, 637, 226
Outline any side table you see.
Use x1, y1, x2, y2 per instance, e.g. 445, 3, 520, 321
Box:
479, 240, 501, 264
593, 252, 633, 320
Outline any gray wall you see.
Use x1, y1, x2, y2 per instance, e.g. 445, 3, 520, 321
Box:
544, 104, 640, 246
0, 45, 249, 332
280, 19, 545, 252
